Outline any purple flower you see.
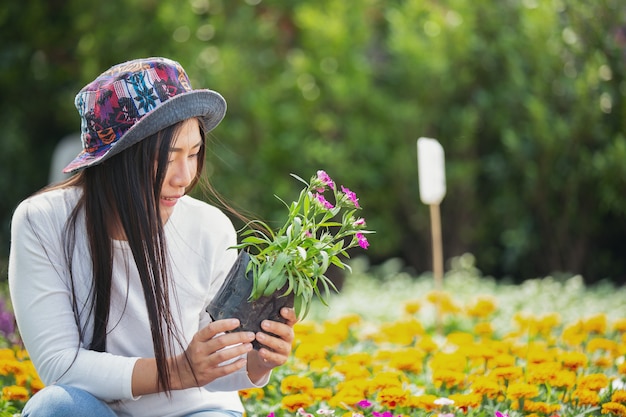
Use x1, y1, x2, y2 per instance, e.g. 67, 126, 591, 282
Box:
0, 299, 15, 338
495, 412, 509, 417
357, 400, 372, 408
372, 412, 393, 417
317, 170, 335, 190
314, 193, 334, 210
356, 232, 369, 250
341, 185, 360, 208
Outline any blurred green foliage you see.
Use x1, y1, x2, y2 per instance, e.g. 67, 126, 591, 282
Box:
1, 0, 625, 283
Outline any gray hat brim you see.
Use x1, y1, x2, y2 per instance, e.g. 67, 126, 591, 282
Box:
62, 89, 226, 173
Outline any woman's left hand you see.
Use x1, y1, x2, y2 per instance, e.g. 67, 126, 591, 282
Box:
246, 307, 297, 382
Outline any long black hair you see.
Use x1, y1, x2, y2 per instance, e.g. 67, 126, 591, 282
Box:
58, 117, 206, 392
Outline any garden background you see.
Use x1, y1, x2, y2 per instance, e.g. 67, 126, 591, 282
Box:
0, 0, 626, 416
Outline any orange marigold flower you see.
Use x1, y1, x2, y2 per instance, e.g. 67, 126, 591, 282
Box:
549, 370, 577, 389
602, 402, 626, 416
430, 352, 467, 371
583, 314, 608, 335
613, 390, 626, 403
491, 366, 524, 382
578, 373, 609, 391
239, 387, 265, 400
432, 369, 466, 389
280, 375, 314, 394
506, 382, 539, 400
281, 393, 314, 412
376, 386, 410, 409
593, 356, 612, 368
523, 400, 561, 414
572, 388, 600, 406
2, 385, 29, 401
449, 392, 481, 409
469, 375, 502, 399
559, 351, 588, 370
388, 348, 424, 373
406, 394, 438, 411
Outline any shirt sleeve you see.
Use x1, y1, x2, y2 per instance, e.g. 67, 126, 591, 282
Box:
8, 197, 138, 401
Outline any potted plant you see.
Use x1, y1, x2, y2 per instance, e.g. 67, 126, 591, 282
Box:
206, 170, 372, 347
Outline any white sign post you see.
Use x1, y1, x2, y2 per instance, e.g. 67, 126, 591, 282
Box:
417, 137, 446, 331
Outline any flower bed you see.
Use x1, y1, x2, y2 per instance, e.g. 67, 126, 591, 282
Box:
0, 255, 625, 416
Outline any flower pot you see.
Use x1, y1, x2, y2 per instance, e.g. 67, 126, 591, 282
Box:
206, 250, 294, 350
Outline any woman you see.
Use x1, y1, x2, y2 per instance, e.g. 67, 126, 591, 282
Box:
8, 57, 296, 417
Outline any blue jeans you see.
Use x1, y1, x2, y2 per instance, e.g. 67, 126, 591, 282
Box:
22, 384, 244, 417
21, 385, 116, 417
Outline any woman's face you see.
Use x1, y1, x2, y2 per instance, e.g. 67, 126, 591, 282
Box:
159, 118, 202, 223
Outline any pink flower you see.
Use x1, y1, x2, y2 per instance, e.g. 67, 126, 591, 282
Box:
314, 193, 334, 210
356, 232, 369, 250
495, 412, 509, 417
297, 408, 314, 417
317, 170, 335, 190
341, 185, 360, 208
353, 218, 366, 227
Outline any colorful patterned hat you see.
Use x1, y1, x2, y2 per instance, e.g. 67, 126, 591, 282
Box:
62, 57, 226, 173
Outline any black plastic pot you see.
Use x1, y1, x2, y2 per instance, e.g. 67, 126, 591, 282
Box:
206, 250, 294, 350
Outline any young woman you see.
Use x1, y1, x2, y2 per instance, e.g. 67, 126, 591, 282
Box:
8, 57, 296, 417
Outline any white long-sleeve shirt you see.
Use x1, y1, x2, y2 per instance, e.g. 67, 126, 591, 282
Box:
8, 186, 266, 417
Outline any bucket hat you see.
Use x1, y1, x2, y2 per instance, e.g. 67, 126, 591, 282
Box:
62, 57, 226, 173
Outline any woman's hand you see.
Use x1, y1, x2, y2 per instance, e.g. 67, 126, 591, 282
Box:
246, 307, 297, 383
171, 319, 256, 390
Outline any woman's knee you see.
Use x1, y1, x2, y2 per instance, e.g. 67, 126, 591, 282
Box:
22, 385, 116, 417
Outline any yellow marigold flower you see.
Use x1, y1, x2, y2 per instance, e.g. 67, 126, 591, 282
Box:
446, 332, 474, 347
281, 393, 314, 412
335, 378, 370, 400
333, 361, 371, 380
465, 296, 497, 319
469, 375, 502, 399
417, 335, 438, 353
403, 299, 421, 315
584, 314, 607, 335
602, 402, 626, 416
492, 354, 516, 368
491, 366, 524, 382
619, 362, 626, 375
578, 373, 609, 391
294, 342, 327, 363
294, 321, 318, 337
0, 349, 16, 360
572, 388, 600, 406
522, 400, 561, 414
594, 356, 612, 368
562, 321, 586, 347
527, 362, 561, 384
30, 375, 45, 393
405, 394, 438, 411
549, 369, 577, 389
432, 369, 466, 389
449, 393, 481, 409
506, 382, 539, 400
526, 343, 556, 364
329, 386, 366, 409
376, 386, 410, 409
309, 358, 331, 372
369, 371, 405, 393
375, 318, 424, 345
430, 352, 466, 371
613, 318, 626, 333
2, 385, 29, 402
612, 390, 626, 403
312, 387, 333, 401
343, 352, 372, 366
474, 321, 494, 337
239, 387, 265, 400
587, 337, 619, 355
388, 348, 424, 373
559, 351, 588, 370
426, 290, 462, 314
280, 375, 314, 394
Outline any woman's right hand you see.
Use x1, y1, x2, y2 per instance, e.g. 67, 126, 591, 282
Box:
171, 319, 255, 390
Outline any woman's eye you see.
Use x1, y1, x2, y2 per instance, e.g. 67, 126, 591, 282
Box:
189, 153, 199, 159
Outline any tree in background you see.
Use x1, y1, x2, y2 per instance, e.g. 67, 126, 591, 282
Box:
1, 0, 625, 283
